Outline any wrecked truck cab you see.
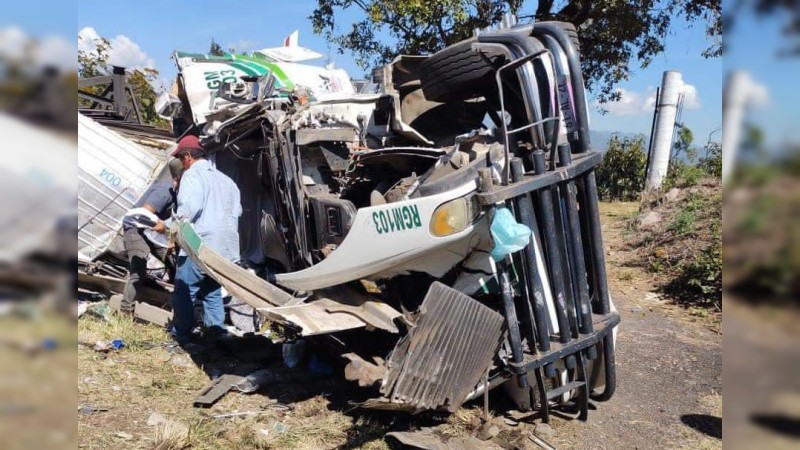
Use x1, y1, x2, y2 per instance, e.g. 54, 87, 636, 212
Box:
169, 20, 618, 419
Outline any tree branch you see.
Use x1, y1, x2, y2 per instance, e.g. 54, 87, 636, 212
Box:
536, 0, 555, 19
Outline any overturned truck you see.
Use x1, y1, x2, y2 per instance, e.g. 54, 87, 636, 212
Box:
164, 21, 619, 419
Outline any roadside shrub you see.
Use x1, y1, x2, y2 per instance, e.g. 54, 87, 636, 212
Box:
596, 135, 647, 201
699, 141, 722, 178
637, 187, 722, 310
666, 222, 722, 309
665, 163, 706, 189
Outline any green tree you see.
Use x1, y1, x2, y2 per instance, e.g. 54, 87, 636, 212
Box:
209, 38, 226, 56
596, 135, 647, 201
666, 124, 708, 187
78, 33, 168, 128
699, 141, 722, 178
311, 0, 721, 103
672, 124, 696, 164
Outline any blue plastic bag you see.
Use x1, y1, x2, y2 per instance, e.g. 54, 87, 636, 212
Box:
490, 207, 532, 261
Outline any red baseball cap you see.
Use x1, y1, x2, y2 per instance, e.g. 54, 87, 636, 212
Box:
173, 135, 202, 156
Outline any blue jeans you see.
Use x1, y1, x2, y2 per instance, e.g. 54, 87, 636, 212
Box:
171, 255, 225, 342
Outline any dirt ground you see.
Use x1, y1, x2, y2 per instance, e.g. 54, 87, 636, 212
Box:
77, 202, 722, 449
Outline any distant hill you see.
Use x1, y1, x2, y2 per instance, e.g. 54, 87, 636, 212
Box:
590, 131, 649, 152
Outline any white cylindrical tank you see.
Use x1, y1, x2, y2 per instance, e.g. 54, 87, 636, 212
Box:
722, 71, 768, 186
645, 71, 683, 190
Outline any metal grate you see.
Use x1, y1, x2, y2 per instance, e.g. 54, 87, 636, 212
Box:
378, 282, 505, 412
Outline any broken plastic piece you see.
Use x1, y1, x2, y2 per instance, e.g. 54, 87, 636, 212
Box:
490, 207, 532, 261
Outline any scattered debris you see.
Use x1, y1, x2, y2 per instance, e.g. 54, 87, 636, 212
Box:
639, 211, 662, 228
386, 427, 504, 450
1, 404, 35, 415
342, 353, 385, 387
114, 432, 134, 441
210, 410, 274, 419
477, 423, 501, 441
133, 302, 173, 327
107, 294, 173, 327
527, 432, 557, 450
77, 302, 90, 318
193, 374, 248, 408
93, 340, 124, 353
232, 369, 277, 394
78, 405, 110, 415
84, 301, 111, 321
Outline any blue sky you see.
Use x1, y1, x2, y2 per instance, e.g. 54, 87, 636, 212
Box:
725, 9, 800, 148
75, 0, 729, 143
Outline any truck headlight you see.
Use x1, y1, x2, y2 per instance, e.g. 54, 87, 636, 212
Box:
430, 196, 480, 237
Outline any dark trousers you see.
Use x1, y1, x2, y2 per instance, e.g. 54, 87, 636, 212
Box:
122, 227, 172, 312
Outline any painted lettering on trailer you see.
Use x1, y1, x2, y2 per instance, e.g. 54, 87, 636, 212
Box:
99, 168, 122, 187
204, 69, 237, 90
372, 205, 422, 234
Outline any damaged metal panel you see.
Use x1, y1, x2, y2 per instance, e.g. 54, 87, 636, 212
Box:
174, 220, 293, 308
369, 282, 505, 412
78, 113, 167, 261
175, 220, 403, 336
261, 298, 399, 336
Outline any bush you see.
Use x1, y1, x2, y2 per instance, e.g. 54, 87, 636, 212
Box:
639, 189, 722, 309
699, 142, 722, 178
596, 135, 647, 201
666, 222, 722, 309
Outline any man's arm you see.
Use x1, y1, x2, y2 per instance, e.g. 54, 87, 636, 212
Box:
156, 172, 203, 233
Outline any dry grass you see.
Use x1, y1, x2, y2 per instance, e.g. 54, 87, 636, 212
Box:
0, 311, 76, 449
77, 312, 406, 449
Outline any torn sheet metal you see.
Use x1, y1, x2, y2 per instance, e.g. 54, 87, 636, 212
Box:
174, 220, 293, 309
342, 353, 385, 388
261, 297, 401, 336
175, 220, 402, 336
386, 428, 505, 450
368, 282, 504, 412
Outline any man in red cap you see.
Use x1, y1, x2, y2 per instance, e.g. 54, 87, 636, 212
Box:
156, 135, 242, 345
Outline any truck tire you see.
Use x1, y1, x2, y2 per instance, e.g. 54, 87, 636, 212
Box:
420, 23, 580, 103
553, 21, 581, 54
419, 39, 501, 103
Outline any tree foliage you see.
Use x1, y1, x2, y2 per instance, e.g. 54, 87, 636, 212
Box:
209, 38, 226, 56
699, 141, 722, 178
665, 124, 704, 187
311, 0, 721, 102
596, 135, 647, 201
77, 34, 167, 128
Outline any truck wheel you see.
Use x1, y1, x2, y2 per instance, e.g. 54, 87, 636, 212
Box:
419, 39, 503, 103
552, 21, 581, 54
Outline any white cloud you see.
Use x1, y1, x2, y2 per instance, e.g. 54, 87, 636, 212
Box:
78, 27, 155, 71
602, 80, 702, 116
0, 27, 29, 61
227, 39, 258, 53
602, 88, 651, 116
681, 83, 701, 109
0, 27, 75, 71
37, 35, 77, 70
